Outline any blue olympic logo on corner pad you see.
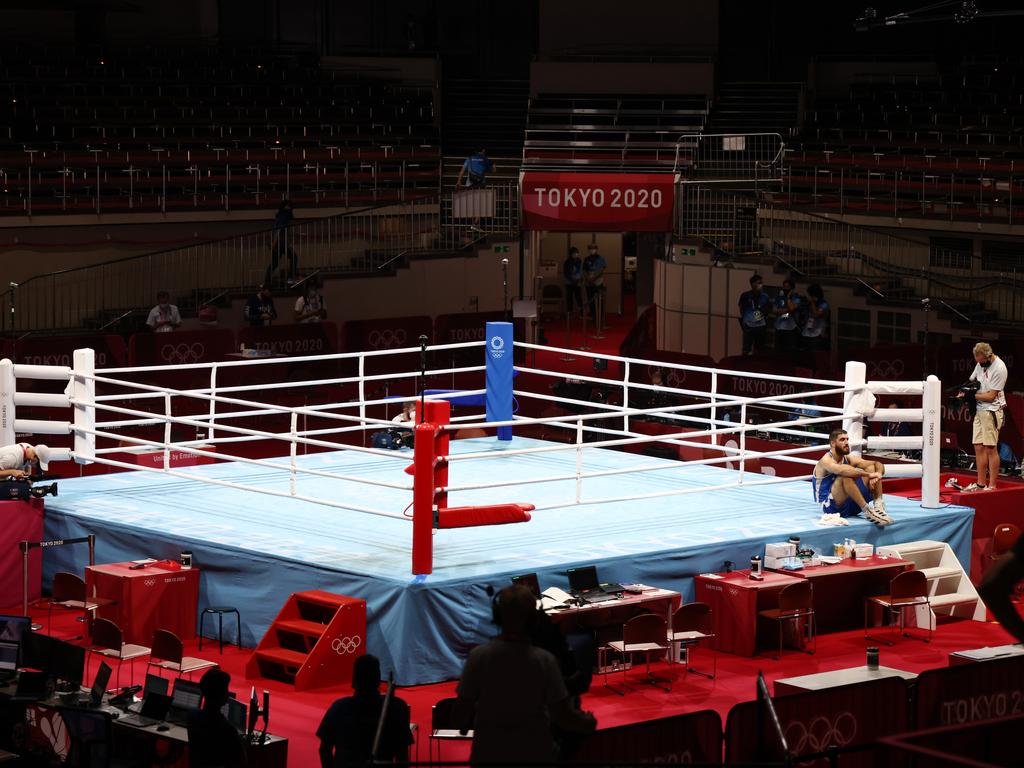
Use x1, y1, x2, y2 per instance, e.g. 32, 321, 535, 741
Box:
489, 335, 506, 359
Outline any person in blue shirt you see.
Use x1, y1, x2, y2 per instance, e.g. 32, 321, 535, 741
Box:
582, 243, 607, 322
456, 149, 495, 188
244, 284, 277, 327
772, 278, 802, 353
738, 274, 771, 354
562, 247, 583, 316
800, 283, 830, 351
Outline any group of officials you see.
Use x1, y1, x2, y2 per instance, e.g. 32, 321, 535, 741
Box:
739, 273, 830, 354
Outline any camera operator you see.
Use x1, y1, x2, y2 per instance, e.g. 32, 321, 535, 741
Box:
0, 443, 52, 479
959, 342, 1008, 492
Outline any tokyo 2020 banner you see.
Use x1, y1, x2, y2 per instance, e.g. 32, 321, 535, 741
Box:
521, 172, 678, 231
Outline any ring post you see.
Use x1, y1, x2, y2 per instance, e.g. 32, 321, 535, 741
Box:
921, 374, 941, 508
411, 399, 450, 576
0, 359, 15, 446
843, 361, 867, 455
485, 321, 514, 441
72, 349, 95, 464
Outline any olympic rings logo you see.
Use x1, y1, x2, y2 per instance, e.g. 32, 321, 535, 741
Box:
331, 635, 362, 655
489, 335, 506, 360
784, 712, 858, 754
160, 343, 206, 364
646, 366, 685, 388
367, 329, 407, 350
867, 359, 905, 379
143, 579, 157, 587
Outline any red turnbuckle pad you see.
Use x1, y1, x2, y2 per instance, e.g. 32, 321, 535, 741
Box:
436, 503, 534, 529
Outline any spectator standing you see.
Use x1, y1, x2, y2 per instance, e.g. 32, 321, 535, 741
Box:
317, 654, 413, 768
186, 669, 246, 768
562, 247, 583, 316
294, 280, 327, 324
772, 279, 801, 352
582, 243, 606, 322
266, 200, 297, 286
244, 285, 277, 327
456, 149, 494, 188
800, 283, 830, 351
738, 274, 771, 354
146, 291, 182, 333
453, 585, 596, 765
960, 341, 1008, 491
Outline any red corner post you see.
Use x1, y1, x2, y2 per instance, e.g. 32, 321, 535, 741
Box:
411, 400, 450, 576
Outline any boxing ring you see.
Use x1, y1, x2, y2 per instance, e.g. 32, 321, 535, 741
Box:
0, 327, 975, 685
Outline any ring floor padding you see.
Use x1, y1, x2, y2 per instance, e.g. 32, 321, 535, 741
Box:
41, 437, 974, 685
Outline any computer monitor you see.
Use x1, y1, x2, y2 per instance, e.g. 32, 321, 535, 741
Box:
0, 615, 31, 664
143, 672, 169, 699
171, 678, 202, 711
0, 641, 18, 677
567, 565, 600, 593
222, 697, 247, 733
511, 573, 541, 598
25, 633, 85, 686
89, 662, 112, 705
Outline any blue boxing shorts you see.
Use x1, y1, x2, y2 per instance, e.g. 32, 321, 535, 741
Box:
821, 477, 870, 517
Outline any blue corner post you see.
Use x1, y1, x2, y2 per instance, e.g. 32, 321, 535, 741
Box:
485, 321, 514, 441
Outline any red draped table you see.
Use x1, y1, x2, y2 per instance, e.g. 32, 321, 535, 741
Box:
0, 499, 44, 607
86, 562, 200, 644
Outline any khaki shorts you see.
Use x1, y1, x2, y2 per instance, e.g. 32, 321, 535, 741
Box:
972, 409, 1004, 447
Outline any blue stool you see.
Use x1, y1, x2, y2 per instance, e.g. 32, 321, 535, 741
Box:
199, 606, 241, 653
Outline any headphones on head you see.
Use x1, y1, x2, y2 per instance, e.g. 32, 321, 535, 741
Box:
490, 585, 539, 630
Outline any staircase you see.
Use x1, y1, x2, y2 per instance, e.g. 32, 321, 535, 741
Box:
246, 589, 366, 691
876, 540, 985, 629
709, 82, 803, 136
442, 78, 530, 158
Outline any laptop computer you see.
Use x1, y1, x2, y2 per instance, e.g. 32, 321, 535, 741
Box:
126, 673, 169, 713
511, 573, 541, 598
11, 670, 49, 702
63, 661, 112, 708
120, 691, 172, 728
0, 641, 18, 682
166, 678, 202, 725
222, 697, 247, 734
567, 565, 624, 603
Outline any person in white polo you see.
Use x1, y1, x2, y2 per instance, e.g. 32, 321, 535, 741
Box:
0, 443, 53, 479
961, 342, 1008, 492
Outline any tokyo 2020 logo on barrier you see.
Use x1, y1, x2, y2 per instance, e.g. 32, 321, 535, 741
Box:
367, 329, 407, 350
160, 343, 206, 365
331, 635, 362, 655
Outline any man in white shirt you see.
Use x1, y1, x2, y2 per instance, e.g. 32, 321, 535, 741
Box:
961, 342, 1008, 491
294, 282, 327, 324
0, 443, 52, 479
146, 291, 181, 333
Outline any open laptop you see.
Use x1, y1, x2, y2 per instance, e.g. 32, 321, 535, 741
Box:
166, 678, 202, 725
222, 697, 247, 734
11, 670, 49, 702
567, 565, 624, 604
120, 691, 172, 728
511, 573, 541, 598
0, 641, 18, 682
126, 673, 169, 713
63, 661, 111, 708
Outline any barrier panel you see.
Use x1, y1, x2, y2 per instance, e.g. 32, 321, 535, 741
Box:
572, 709, 722, 765
237, 321, 340, 357
128, 328, 236, 367
15, 334, 126, 369
0, 500, 43, 605
916, 655, 1024, 729
881, 712, 1024, 767
725, 677, 909, 767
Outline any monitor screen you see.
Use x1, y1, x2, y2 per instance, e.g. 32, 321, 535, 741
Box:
90, 662, 111, 703
171, 678, 201, 711
222, 697, 247, 733
143, 673, 168, 699
25, 633, 85, 686
511, 573, 541, 598
0, 641, 18, 674
567, 565, 599, 592
0, 615, 31, 664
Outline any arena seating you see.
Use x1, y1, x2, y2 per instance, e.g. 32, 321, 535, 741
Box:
783, 63, 1024, 222
0, 46, 441, 214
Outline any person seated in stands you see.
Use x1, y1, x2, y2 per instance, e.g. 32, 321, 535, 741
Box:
880, 400, 911, 438
812, 429, 893, 526
800, 283, 830, 351
186, 669, 246, 768
317, 654, 413, 768
453, 585, 596, 766
244, 284, 277, 327
294, 278, 327, 324
146, 290, 182, 333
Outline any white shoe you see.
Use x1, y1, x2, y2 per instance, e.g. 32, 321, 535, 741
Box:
864, 504, 893, 527
962, 482, 987, 492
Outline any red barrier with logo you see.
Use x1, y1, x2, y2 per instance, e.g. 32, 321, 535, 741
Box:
521, 172, 676, 231
128, 328, 236, 366
237, 321, 339, 357
343, 316, 433, 377
725, 677, 909, 766
916, 654, 1024, 729
572, 709, 722, 764
14, 333, 127, 369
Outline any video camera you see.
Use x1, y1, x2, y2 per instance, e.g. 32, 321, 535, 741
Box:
0, 476, 58, 501
947, 380, 980, 415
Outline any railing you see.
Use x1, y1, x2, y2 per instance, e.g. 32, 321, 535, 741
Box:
5, 181, 520, 333
675, 132, 786, 184
759, 204, 1024, 324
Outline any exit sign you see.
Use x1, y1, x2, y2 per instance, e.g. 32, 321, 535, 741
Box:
494, 245, 511, 253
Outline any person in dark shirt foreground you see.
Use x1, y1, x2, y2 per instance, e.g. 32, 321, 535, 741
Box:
187, 669, 247, 768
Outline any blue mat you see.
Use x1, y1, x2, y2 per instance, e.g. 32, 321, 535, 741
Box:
42, 437, 974, 685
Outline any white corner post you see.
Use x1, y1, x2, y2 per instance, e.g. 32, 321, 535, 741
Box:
921, 374, 941, 509
842, 360, 867, 455
0, 359, 14, 446
72, 348, 96, 464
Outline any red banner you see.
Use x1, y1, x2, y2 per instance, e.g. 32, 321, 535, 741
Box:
521, 172, 676, 231
916, 654, 1024, 729
237, 321, 339, 356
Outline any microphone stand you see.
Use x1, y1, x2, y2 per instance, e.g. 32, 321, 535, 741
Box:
921, 298, 931, 377
371, 674, 396, 763
501, 257, 510, 322
418, 335, 428, 423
